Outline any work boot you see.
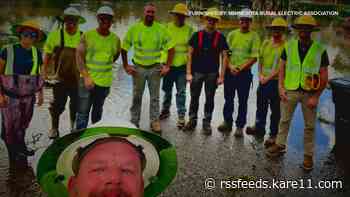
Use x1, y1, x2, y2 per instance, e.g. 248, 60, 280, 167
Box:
18, 143, 35, 157
266, 144, 286, 158
49, 113, 60, 139
48, 128, 59, 139
70, 109, 76, 131
202, 122, 212, 135
303, 155, 313, 171
151, 120, 161, 133
159, 109, 170, 120
234, 127, 244, 137
264, 136, 276, 147
246, 126, 266, 137
131, 120, 140, 128
184, 119, 197, 131
217, 121, 232, 133
177, 117, 186, 129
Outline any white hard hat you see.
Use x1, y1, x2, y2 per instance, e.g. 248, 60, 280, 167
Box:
96, 6, 114, 16
239, 8, 252, 19
61, 7, 86, 24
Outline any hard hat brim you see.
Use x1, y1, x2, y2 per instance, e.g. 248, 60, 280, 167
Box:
169, 10, 190, 17
266, 25, 288, 30
60, 15, 87, 24
292, 24, 320, 32
11, 24, 47, 42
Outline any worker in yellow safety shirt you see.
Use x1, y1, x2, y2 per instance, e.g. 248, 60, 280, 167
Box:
217, 8, 261, 137
76, 6, 121, 129
246, 17, 288, 147
121, 2, 175, 133
158, 3, 194, 129
266, 15, 329, 171
42, 7, 86, 139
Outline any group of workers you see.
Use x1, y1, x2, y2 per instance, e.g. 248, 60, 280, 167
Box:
0, 2, 329, 173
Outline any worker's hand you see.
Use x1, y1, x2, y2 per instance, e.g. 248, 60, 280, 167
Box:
0, 94, 9, 108
37, 91, 44, 106
259, 74, 268, 85
307, 95, 319, 109
279, 86, 288, 102
186, 73, 193, 84
124, 64, 137, 76
230, 67, 241, 76
217, 75, 224, 85
83, 75, 95, 90
160, 65, 170, 76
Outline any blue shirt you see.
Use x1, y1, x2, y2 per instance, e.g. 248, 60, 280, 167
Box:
0, 43, 42, 75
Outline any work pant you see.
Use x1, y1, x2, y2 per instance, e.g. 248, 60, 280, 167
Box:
255, 80, 281, 136
49, 82, 78, 129
130, 65, 161, 125
76, 79, 110, 130
161, 67, 186, 118
276, 90, 317, 157
223, 70, 252, 128
1, 95, 35, 163
188, 72, 218, 124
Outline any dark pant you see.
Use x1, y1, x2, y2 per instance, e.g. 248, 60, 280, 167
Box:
188, 72, 218, 123
49, 82, 78, 124
162, 68, 186, 117
76, 79, 110, 130
223, 70, 252, 128
255, 80, 281, 136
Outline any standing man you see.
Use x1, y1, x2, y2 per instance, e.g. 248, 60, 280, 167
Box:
121, 3, 175, 133
76, 6, 121, 129
159, 3, 194, 129
43, 7, 86, 138
0, 20, 45, 166
218, 8, 260, 137
266, 15, 329, 171
184, 7, 229, 134
246, 17, 287, 147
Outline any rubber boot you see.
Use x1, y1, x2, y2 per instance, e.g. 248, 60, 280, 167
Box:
49, 113, 59, 139
6, 143, 18, 168
69, 109, 76, 132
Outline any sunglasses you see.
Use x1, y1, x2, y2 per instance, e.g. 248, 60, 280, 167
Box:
98, 15, 113, 23
21, 31, 38, 39
64, 17, 79, 25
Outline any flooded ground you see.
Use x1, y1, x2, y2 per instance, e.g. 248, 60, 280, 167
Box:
0, 0, 350, 196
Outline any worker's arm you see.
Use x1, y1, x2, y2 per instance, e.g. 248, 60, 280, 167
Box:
0, 58, 8, 107
307, 67, 328, 108
262, 61, 281, 84
42, 53, 52, 79
37, 64, 44, 107
121, 49, 136, 75
76, 36, 88, 78
160, 47, 174, 76
165, 47, 174, 68
258, 62, 265, 84
186, 46, 194, 83
218, 50, 229, 85
315, 67, 328, 97
113, 38, 121, 62
76, 35, 94, 89
240, 57, 257, 71
278, 59, 287, 102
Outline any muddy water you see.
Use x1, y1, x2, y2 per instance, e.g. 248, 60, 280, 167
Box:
0, 0, 349, 196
